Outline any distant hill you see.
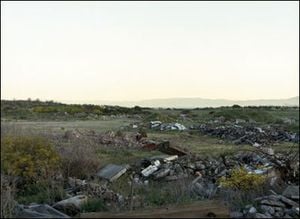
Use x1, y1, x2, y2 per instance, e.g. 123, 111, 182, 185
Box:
64, 96, 299, 108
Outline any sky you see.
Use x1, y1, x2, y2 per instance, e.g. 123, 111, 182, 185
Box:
1, 1, 299, 102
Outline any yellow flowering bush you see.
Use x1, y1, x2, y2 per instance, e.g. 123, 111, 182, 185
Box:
218, 167, 266, 191
1, 136, 61, 181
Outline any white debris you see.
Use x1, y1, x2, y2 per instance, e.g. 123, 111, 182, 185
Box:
253, 142, 261, 147
163, 155, 178, 163
141, 160, 161, 177
150, 121, 162, 128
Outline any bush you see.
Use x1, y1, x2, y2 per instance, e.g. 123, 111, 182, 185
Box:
59, 142, 101, 179
1, 175, 17, 218
218, 168, 266, 191
1, 136, 61, 183
16, 181, 66, 205
81, 198, 107, 213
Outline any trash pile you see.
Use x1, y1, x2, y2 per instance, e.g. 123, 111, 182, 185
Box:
150, 121, 187, 131
192, 123, 299, 146
231, 186, 299, 218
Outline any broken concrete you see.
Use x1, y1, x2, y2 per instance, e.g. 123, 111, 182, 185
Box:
141, 160, 160, 177
52, 195, 88, 216
15, 204, 70, 218
96, 164, 128, 182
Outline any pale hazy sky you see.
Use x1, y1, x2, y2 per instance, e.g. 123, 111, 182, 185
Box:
1, 1, 299, 101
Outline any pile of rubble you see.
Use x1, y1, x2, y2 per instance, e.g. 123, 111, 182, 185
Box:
150, 121, 187, 131
63, 129, 142, 149
231, 186, 299, 218
192, 123, 299, 146
131, 152, 272, 184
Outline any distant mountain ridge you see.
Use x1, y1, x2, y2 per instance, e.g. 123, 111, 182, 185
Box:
62, 96, 299, 108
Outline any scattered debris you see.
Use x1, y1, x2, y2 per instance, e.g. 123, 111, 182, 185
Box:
192, 123, 299, 146
150, 121, 187, 131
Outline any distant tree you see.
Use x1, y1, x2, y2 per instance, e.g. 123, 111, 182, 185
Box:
232, 104, 241, 108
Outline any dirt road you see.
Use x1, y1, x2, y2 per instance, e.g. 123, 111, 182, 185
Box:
79, 200, 230, 218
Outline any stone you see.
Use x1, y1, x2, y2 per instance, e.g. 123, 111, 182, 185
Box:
163, 155, 178, 163
195, 162, 206, 170
261, 199, 285, 207
253, 142, 261, 147
141, 160, 160, 177
96, 164, 128, 182
261, 147, 274, 156
249, 206, 257, 214
279, 195, 299, 207
192, 181, 216, 198
52, 195, 88, 216
15, 204, 70, 218
150, 121, 162, 129
282, 186, 299, 199
230, 211, 243, 218
260, 205, 275, 215
254, 213, 271, 218
153, 168, 171, 179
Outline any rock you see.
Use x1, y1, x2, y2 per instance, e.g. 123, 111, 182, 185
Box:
249, 206, 257, 215
282, 186, 299, 199
165, 174, 188, 181
273, 212, 281, 218
284, 207, 299, 218
254, 212, 271, 218
261, 147, 274, 156
153, 168, 170, 179
260, 199, 285, 207
260, 205, 275, 215
279, 195, 299, 207
195, 162, 206, 170
163, 155, 178, 163
52, 195, 88, 216
150, 121, 162, 129
253, 142, 261, 147
141, 160, 160, 177
230, 211, 243, 218
273, 206, 283, 212
15, 204, 70, 218
192, 181, 216, 198
96, 164, 128, 182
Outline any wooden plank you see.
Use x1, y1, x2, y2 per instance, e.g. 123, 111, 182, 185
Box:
79, 200, 230, 218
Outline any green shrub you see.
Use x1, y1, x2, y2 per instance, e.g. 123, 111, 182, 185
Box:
218, 168, 266, 191
16, 181, 66, 205
1, 136, 61, 182
81, 198, 107, 212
